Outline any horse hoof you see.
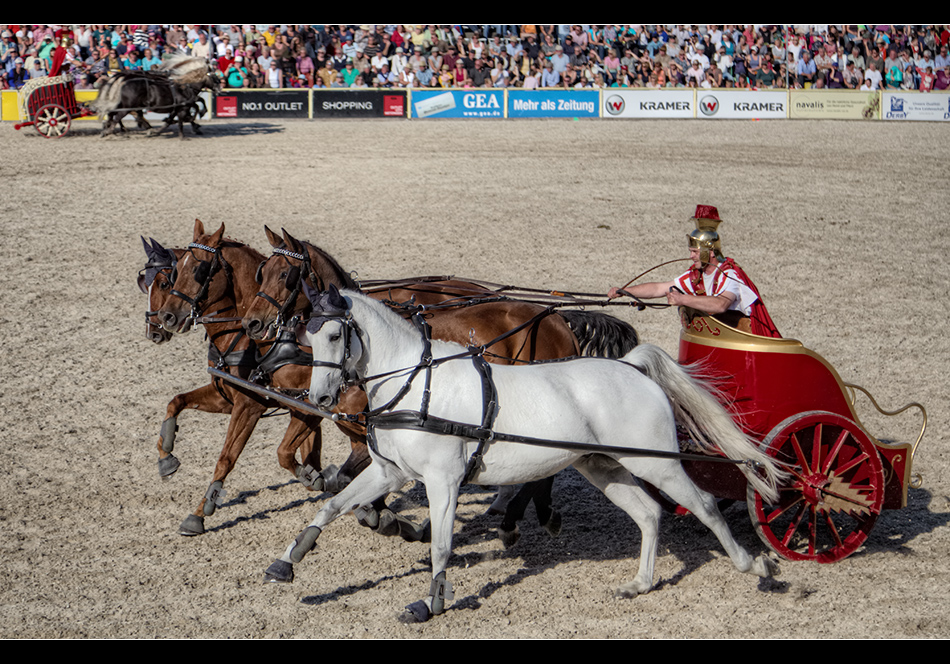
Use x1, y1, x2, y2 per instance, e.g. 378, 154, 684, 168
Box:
179, 514, 205, 536
158, 454, 180, 478
376, 509, 400, 537
498, 524, 520, 549
542, 510, 562, 538
398, 518, 430, 544
397, 600, 432, 624
615, 579, 652, 599
263, 559, 294, 584
754, 555, 781, 579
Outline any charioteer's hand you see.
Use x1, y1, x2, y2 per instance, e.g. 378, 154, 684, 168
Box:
666, 286, 686, 306
607, 287, 623, 300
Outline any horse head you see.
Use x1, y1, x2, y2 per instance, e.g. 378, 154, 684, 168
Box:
243, 226, 311, 340
303, 283, 362, 410
139, 236, 182, 344
156, 219, 229, 333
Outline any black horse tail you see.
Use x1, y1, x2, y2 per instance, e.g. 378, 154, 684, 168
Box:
559, 310, 639, 358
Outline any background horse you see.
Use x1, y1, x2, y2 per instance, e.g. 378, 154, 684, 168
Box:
243, 226, 640, 544
266, 286, 783, 622
152, 220, 323, 536
95, 54, 219, 137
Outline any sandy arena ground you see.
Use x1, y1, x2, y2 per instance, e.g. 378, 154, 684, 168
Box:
0, 116, 948, 638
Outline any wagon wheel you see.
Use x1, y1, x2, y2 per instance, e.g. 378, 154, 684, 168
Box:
34, 103, 72, 138
747, 411, 885, 563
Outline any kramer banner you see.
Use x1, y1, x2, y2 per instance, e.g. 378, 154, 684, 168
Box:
695, 90, 787, 119
602, 90, 694, 118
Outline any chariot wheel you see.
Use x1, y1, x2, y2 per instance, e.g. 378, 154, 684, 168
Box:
35, 103, 72, 138
747, 411, 885, 563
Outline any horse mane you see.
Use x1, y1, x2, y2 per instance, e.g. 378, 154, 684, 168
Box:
158, 53, 214, 85
303, 241, 359, 291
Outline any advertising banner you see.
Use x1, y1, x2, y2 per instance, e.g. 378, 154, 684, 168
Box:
312, 90, 406, 118
214, 90, 308, 119
695, 90, 787, 119
602, 89, 694, 118
882, 92, 950, 122
508, 90, 599, 118
410, 90, 504, 118
790, 90, 880, 120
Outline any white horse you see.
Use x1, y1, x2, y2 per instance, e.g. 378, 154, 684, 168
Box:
264, 285, 783, 622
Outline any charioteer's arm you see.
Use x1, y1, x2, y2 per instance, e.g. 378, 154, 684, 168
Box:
666, 288, 735, 315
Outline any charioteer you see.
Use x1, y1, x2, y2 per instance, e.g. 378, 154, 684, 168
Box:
607, 205, 781, 338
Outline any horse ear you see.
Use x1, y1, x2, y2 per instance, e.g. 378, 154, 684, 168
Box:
326, 283, 347, 311
281, 228, 303, 254
208, 223, 225, 246
193, 218, 205, 239
264, 225, 283, 248
302, 278, 320, 310
141, 236, 153, 257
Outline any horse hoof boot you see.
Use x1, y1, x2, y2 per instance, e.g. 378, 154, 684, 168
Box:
264, 559, 294, 584
179, 514, 205, 536
498, 524, 520, 549
158, 454, 181, 478
376, 509, 401, 537
289, 526, 322, 564
542, 510, 562, 538
295, 464, 325, 492
397, 600, 432, 624
397, 517, 430, 543
202, 480, 226, 516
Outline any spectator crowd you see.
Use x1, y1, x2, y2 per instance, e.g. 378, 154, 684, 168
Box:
4, 25, 950, 94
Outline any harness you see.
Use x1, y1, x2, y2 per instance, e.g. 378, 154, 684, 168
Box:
309, 300, 758, 488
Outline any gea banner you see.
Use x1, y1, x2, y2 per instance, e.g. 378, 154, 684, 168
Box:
411, 90, 505, 118
602, 90, 694, 118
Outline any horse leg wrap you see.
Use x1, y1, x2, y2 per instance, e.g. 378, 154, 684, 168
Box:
160, 417, 178, 453
202, 481, 226, 516
289, 526, 322, 564
429, 572, 453, 616
295, 464, 325, 491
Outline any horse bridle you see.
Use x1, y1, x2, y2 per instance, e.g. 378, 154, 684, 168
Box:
170, 241, 230, 324
140, 255, 178, 338
255, 246, 323, 331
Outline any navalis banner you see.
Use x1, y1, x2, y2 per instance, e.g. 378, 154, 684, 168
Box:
790, 90, 879, 120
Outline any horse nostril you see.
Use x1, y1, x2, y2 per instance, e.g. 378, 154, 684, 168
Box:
245, 318, 263, 337
161, 311, 178, 329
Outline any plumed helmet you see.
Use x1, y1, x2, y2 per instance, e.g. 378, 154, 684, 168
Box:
686, 204, 724, 264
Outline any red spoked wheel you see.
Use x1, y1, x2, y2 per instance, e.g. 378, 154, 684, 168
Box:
747, 411, 884, 563
34, 103, 72, 138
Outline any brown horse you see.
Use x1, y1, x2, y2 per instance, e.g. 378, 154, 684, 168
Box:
243, 227, 639, 544
152, 220, 324, 536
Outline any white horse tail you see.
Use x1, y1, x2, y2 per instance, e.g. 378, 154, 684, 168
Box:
92, 75, 123, 114
621, 344, 785, 502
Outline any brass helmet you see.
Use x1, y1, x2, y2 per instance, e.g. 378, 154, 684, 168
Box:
686, 204, 724, 265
